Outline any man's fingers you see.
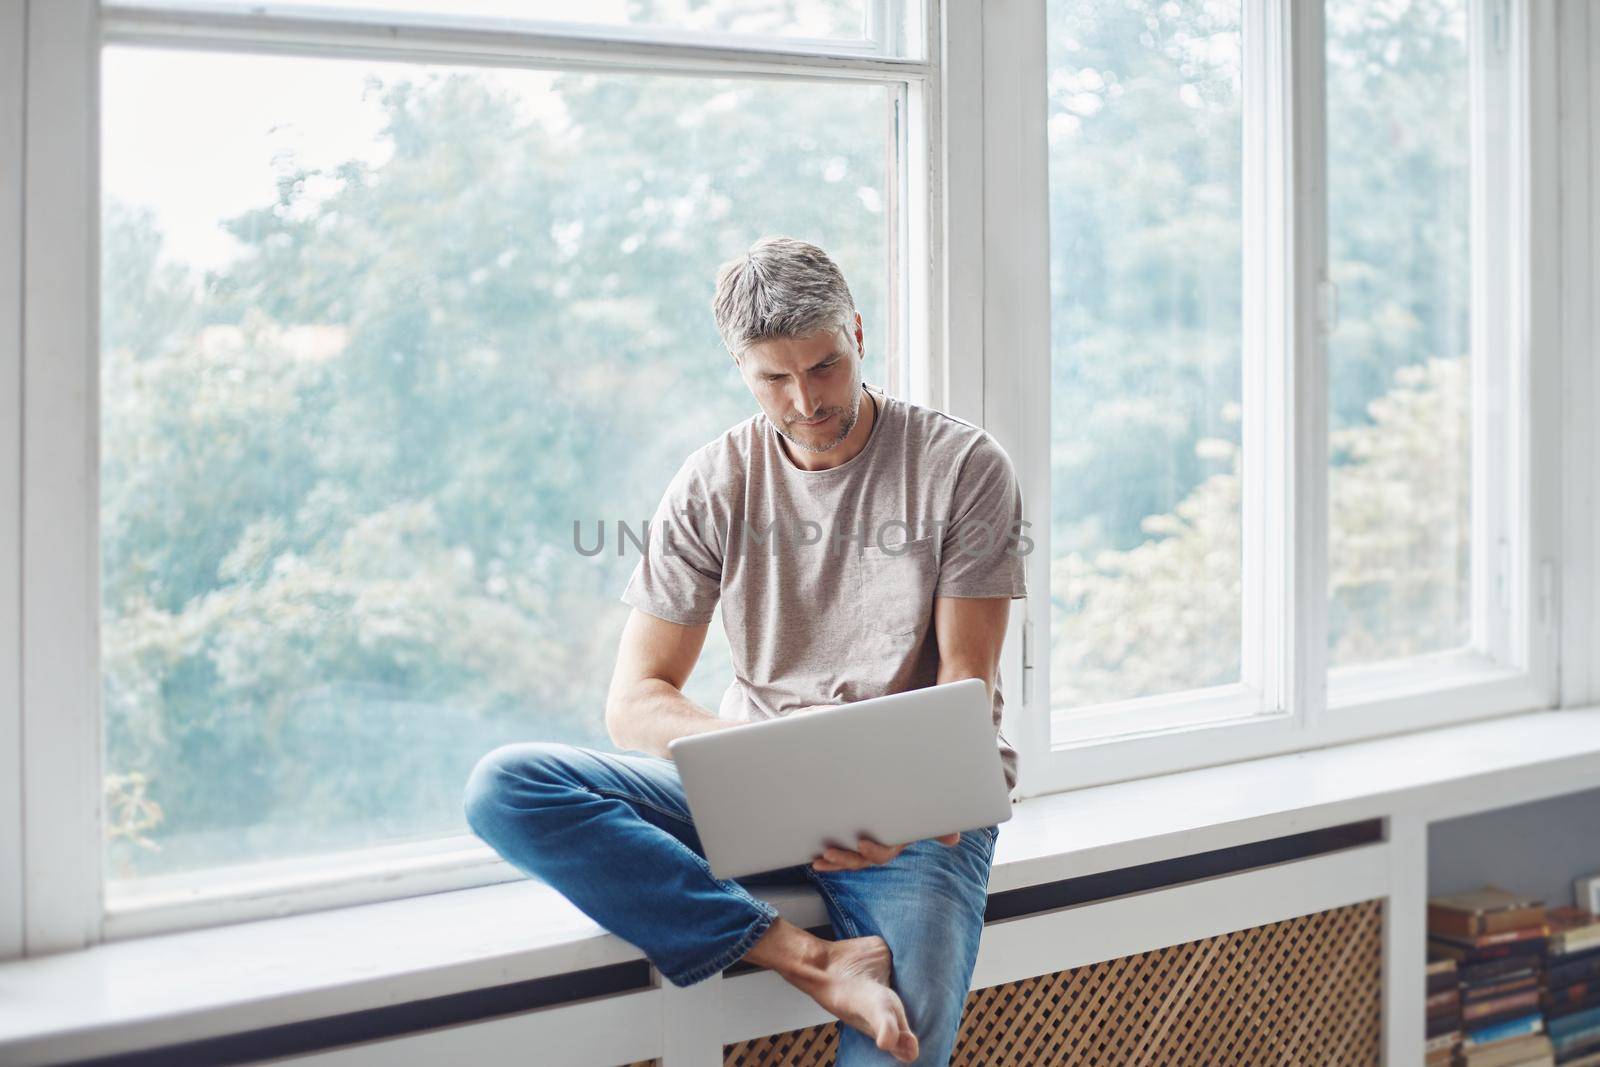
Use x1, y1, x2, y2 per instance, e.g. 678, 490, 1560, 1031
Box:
812, 841, 908, 869
821, 846, 867, 869
856, 837, 904, 864
854, 838, 888, 863
817, 837, 955, 871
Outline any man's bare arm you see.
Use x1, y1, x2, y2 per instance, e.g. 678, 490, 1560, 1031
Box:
933, 595, 1012, 701
605, 607, 742, 759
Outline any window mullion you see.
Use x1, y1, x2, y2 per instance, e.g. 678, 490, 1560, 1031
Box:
1284, 0, 1330, 734
976, 0, 1050, 797
1241, 0, 1286, 720
1, 0, 25, 965
1472, 0, 1515, 668
1519, 0, 1565, 702
935, 0, 981, 419
21, 0, 103, 956
1557, 0, 1599, 707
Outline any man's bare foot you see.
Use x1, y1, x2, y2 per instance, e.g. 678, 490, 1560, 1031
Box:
793, 936, 919, 1063
741, 919, 919, 1063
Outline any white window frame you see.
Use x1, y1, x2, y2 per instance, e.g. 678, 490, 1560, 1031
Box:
1557, 0, 1600, 714
982, 0, 1564, 798
7, 0, 937, 951
0, 0, 27, 967
0, 0, 1579, 956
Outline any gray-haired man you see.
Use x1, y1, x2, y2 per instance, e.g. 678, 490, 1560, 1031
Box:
465, 236, 1026, 1064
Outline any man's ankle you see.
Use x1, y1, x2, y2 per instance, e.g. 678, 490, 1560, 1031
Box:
741, 918, 832, 984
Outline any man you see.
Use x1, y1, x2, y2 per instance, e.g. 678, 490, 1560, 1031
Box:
463, 236, 1026, 1065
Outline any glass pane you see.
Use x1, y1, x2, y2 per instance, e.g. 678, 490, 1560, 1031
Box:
109, 0, 882, 51
1326, 0, 1471, 668
1047, 0, 1245, 718
101, 47, 890, 882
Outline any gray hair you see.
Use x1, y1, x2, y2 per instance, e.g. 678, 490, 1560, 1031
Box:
711, 236, 857, 358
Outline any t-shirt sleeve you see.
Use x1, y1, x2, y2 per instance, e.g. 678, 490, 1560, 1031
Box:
620, 458, 723, 626
935, 434, 1029, 599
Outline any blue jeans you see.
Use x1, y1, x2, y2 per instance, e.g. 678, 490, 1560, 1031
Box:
462, 741, 997, 1066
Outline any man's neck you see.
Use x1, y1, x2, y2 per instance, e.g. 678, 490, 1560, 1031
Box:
782, 386, 877, 472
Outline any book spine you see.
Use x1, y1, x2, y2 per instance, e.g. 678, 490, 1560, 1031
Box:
1464, 1013, 1544, 1047
1428, 988, 1461, 1011
1464, 990, 1541, 1021
1548, 992, 1600, 1022
1463, 975, 1538, 1002
1423, 1031, 1460, 1054
1433, 929, 1549, 952
1550, 958, 1600, 988
1550, 1004, 1600, 1040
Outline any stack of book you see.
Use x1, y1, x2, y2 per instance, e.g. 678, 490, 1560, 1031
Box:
1545, 907, 1600, 1065
1429, 887, 1553, 1067
1427, 956, 1463, 1065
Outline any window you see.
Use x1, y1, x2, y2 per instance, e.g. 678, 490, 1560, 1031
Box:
1022, 0, 1548, 792
1046, 0, 1246, 721
1324, 0, 1472, 669
4, 0, 1559, 952
99, 45, 894, 889
2, 0, 921, 945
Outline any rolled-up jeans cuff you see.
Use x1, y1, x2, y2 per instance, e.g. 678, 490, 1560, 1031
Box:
664, 899, 781, 988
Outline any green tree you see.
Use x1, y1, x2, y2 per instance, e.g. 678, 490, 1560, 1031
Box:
103, 60, 889, 877
1047, 0, 1473, 708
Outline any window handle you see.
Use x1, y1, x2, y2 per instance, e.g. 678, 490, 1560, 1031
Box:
1316, 278, 1340, 335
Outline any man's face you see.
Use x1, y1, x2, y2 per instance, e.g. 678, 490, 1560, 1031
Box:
736, 316, 866, 455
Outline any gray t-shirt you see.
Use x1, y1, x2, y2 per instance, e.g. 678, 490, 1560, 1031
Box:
621, 385, 1027, 789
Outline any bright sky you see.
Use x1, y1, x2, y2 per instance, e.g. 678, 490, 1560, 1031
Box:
100, 0, 863, 271
102, 46, 570, 271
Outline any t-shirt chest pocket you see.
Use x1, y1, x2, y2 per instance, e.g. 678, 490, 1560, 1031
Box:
854, 536, 939, 636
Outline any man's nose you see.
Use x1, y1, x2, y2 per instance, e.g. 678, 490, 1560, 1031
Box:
790, 381, 818, 419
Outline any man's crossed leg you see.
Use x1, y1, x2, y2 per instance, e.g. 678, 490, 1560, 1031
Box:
463, 741, 996, 1066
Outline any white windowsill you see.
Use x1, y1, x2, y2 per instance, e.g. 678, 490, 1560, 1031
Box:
2, 705, 1599, 1066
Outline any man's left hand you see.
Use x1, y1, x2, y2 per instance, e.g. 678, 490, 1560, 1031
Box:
811, 833, 962, 872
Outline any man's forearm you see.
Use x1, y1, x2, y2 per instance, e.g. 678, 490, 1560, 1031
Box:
936, 659, 998, 703
606, 679, 743, 759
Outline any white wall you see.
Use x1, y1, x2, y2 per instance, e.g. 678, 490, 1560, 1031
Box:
1428, 786, 1600, 907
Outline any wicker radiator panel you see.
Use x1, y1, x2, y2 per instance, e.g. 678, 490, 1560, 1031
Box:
720, 899, 1384, 1066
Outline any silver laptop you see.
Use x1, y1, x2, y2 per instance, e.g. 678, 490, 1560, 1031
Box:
668, 678, 1013, 880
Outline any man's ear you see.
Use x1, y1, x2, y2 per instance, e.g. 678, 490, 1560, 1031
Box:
853, 312, 865, 355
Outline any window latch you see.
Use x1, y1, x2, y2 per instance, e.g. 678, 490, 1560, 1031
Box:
1021, 615, 1034, 705
1316, 278, 1339, 335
